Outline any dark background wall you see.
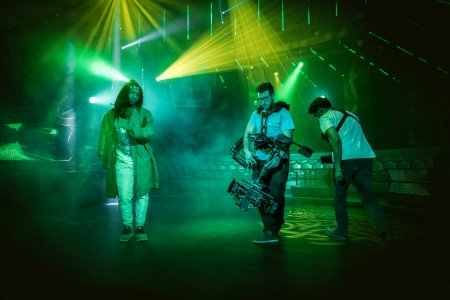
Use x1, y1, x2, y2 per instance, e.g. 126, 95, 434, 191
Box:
0, 0, 448, 160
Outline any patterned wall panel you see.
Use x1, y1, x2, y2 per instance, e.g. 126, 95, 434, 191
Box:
138, 148, 449, 197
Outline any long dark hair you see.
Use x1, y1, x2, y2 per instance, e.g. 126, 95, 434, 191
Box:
113, 80, 143, 118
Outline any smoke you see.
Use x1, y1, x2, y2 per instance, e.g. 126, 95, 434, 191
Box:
138, 74, 251, 218
147, 74, 247, 161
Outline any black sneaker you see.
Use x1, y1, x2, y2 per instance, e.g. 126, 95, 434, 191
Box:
135, 226, 148, 242
252, 230, 279, 244
118, 226, 133, 243
379, 231, 394, 254
325, 227, 348, 241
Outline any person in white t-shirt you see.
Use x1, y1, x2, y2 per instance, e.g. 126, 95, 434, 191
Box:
243, 82, 295, 244
308, 97, 391, 243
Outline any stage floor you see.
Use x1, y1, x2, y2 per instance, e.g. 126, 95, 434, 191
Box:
1, 191, 449, 299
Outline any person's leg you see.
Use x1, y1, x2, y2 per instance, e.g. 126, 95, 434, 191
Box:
268, 159, 289, 235
115, 157, 135, 242
353, 159, 390, 236
332, 161, 352, 237
252, 160, 284, 244
254, 160, 287, 232
115, 159, 134, 228
134, 193, 149, 242
252, 161, 274, 233
135, 193, 149, 227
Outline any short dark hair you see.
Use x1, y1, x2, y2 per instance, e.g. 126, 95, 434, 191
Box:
256, 81, 274, 95
308, 97, 332, 115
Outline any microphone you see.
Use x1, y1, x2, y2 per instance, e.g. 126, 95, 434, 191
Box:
261, 109, 268, 118
261, 109, 268, 132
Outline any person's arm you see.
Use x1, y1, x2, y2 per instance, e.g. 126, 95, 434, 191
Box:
117, 109, 154, 143
130, 109, 155, 142
266, 108, 295, 169
278, 129, 293, 157
265, 129, 293, 169
243, 121, 257, 167
325, 126, 344, 182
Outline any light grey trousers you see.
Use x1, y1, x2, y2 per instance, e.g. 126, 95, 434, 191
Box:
115, 156, 149, 228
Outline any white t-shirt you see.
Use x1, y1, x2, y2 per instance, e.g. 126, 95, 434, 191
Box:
249, 107, 295, 160
114, 120, 133, 163
319, 110, 375, 160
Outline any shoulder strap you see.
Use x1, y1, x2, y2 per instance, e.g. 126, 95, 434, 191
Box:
336, 109, 359, 131
260, 111, 268, 134
256, 101, 290, 114
272, 101, 290, 112
335, 109, 348, 132
320, 109, 358, 142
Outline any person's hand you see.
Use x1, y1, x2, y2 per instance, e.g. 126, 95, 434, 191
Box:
116, 118, 131, 130
335, 169, 345, 184
266, 155, 281, 169
244, 151, 257, 169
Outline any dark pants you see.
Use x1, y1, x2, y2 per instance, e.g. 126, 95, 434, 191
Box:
253, 159, 289, 234
334, 158, 390, 236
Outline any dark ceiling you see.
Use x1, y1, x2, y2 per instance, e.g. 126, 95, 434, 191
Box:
0, 0, 449, 149
1, 2, 447, 80
1, 0, 448, 90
